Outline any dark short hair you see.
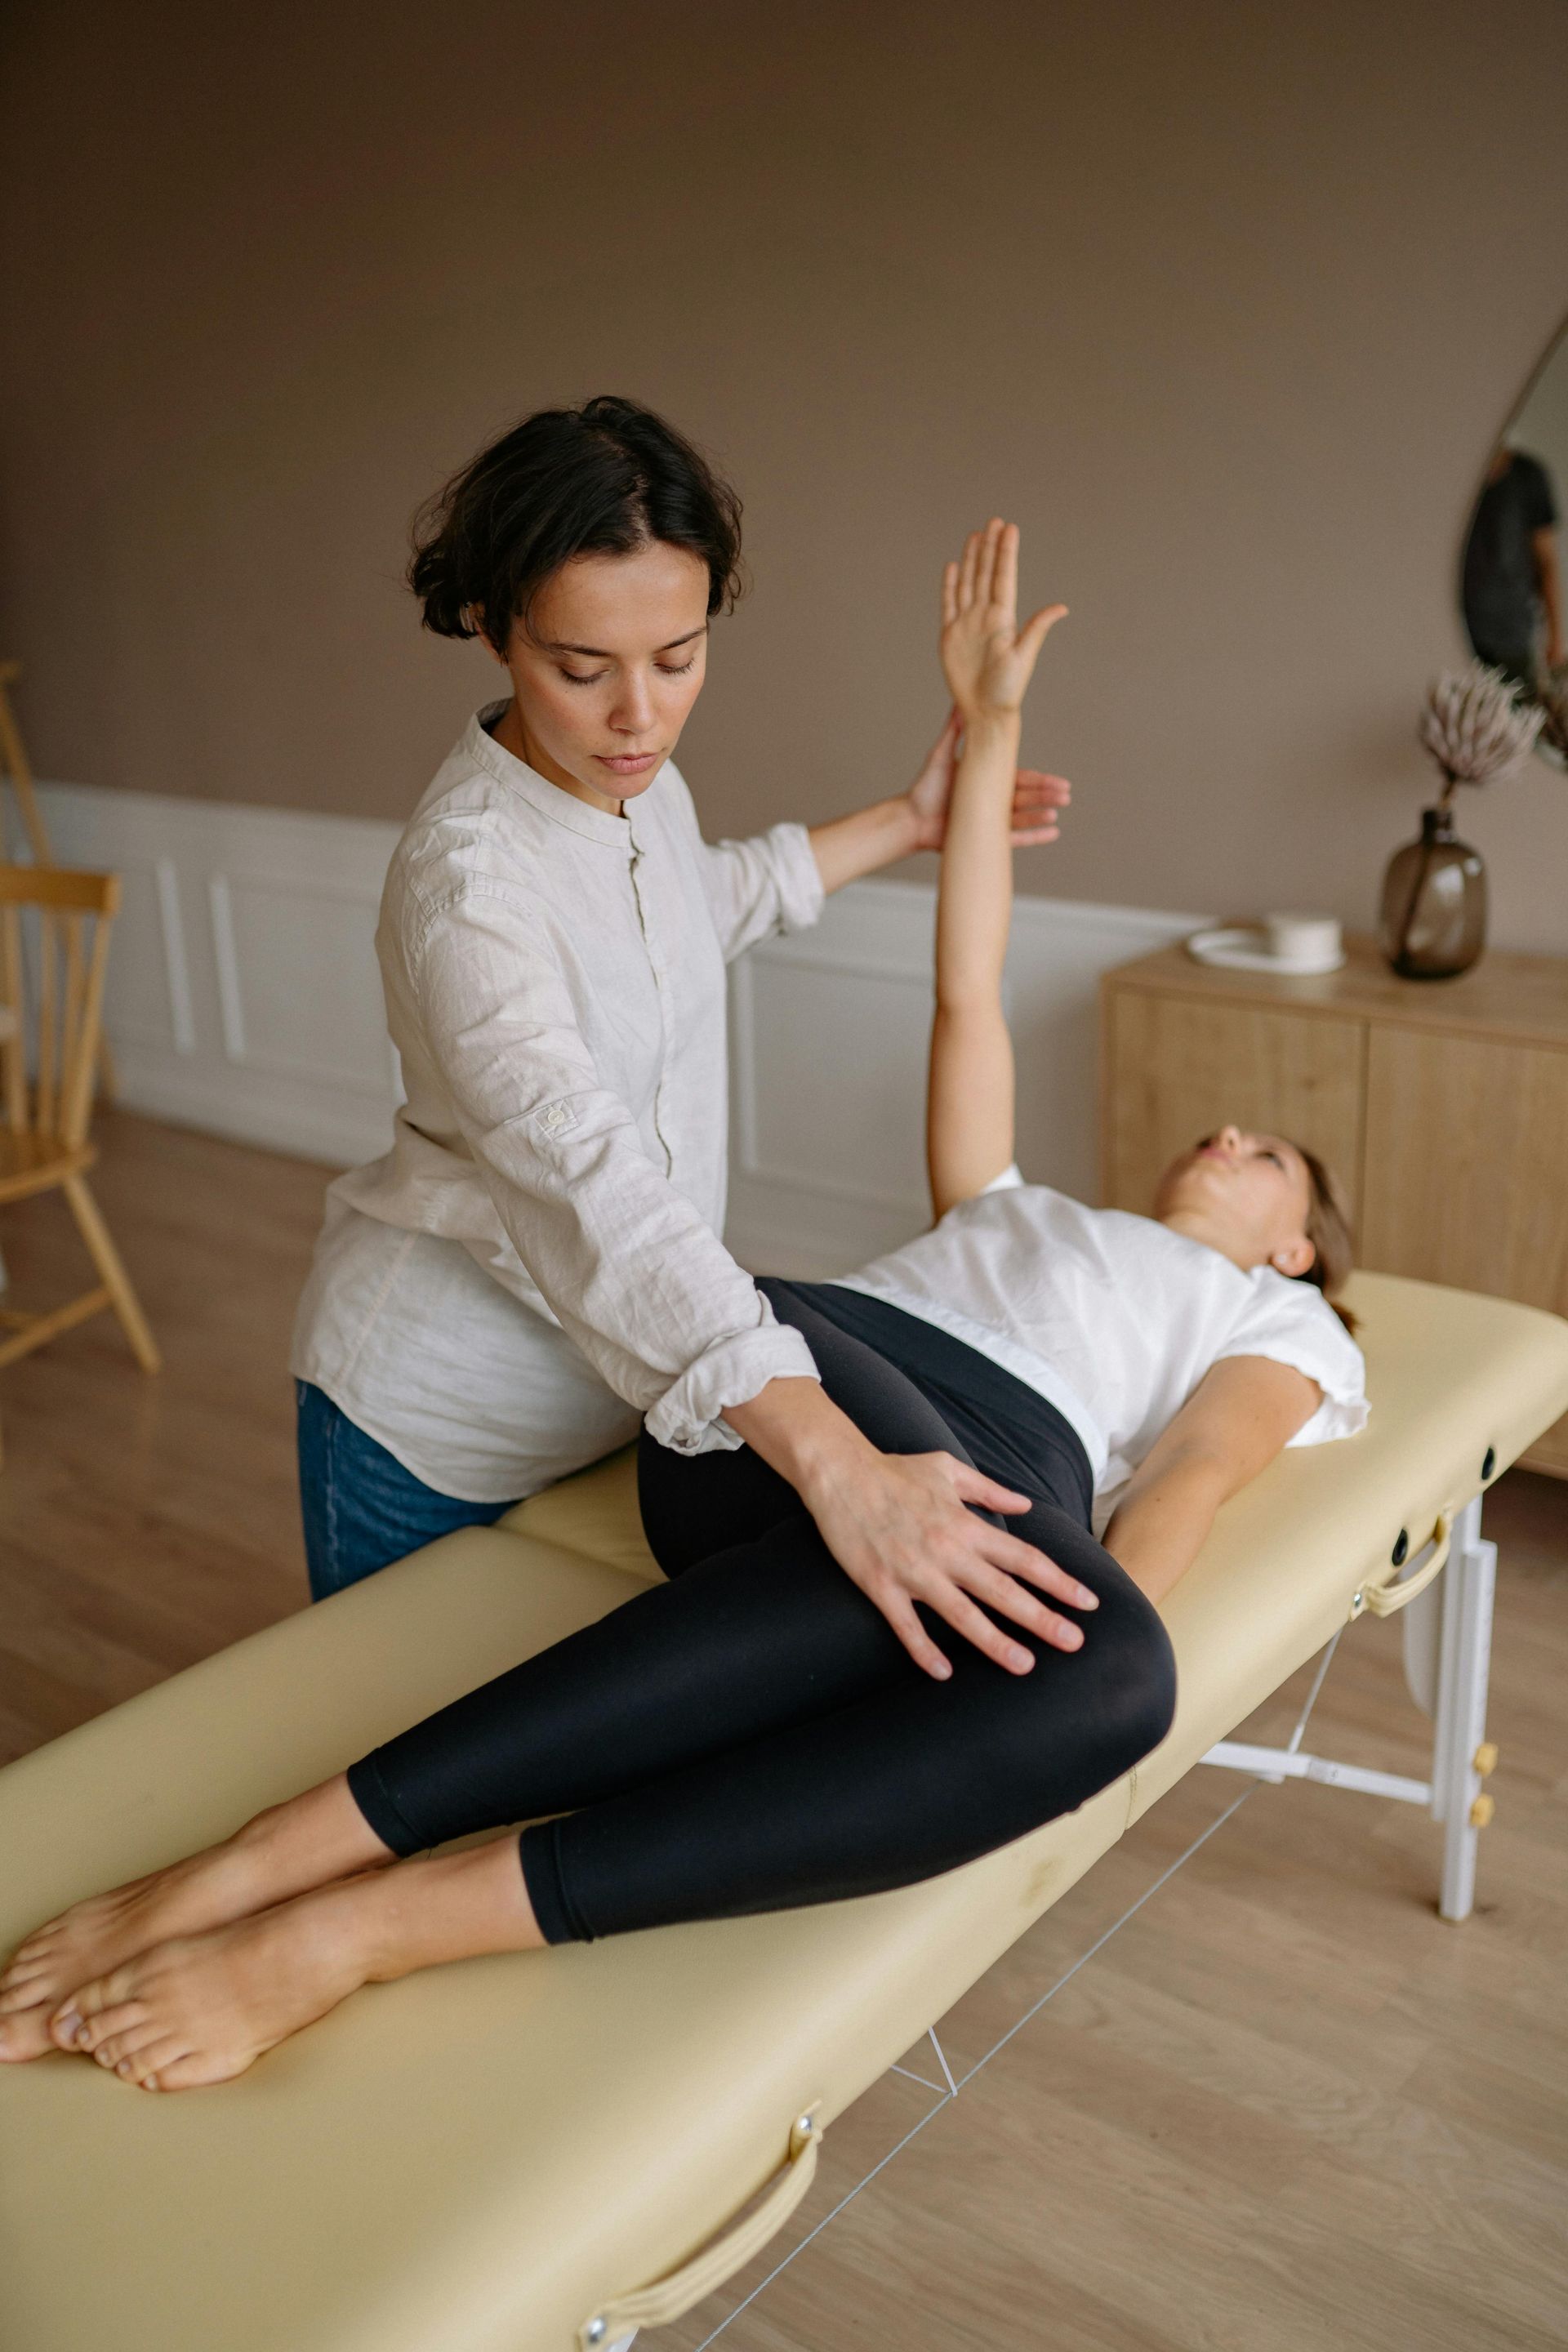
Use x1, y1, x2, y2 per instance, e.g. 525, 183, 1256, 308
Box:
408, 395, 744, 650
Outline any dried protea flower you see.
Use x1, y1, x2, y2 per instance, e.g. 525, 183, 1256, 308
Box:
1419, 662, 1544, 805
1535, 660, 1568, 764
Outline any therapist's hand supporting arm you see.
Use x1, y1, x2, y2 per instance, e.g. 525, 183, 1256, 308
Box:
807, 710, 1071, 894
724, 1377, 1100, 1681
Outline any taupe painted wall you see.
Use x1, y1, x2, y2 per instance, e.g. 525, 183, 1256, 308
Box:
3, 0, 1566, 945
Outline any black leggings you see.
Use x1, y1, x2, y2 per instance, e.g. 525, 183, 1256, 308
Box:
347, 1282, 1177, 1943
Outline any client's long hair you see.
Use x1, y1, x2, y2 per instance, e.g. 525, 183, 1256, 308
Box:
1294, 1144, 1357, 1335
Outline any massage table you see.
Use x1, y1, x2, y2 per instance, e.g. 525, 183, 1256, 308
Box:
2, 1269, 1566, 2352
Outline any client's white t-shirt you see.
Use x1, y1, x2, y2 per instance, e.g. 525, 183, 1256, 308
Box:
830, 1166, 1368, 1527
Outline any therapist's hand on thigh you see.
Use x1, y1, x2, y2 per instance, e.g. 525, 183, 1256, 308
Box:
726, 1381, 1098, 1679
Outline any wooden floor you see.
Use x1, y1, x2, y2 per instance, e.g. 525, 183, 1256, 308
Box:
2, 1111, 1566, 2350
0, 1109, 317, 1765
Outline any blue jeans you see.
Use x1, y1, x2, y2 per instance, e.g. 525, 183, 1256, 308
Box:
296, 1381, 520, 1601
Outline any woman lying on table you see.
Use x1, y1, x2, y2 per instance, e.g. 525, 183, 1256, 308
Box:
0, 520, 1366, 2088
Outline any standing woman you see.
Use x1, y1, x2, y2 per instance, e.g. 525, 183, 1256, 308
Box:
291, 397, 1071, 1681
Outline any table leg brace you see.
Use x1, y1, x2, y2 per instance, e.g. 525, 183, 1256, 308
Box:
1206, 1494, 1499, 1920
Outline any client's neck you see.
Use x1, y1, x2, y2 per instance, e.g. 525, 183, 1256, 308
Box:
1156, 1210, 1256, 1276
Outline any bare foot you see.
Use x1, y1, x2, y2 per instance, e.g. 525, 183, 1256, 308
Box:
61, 1889, 376, 2090
60, 1836, 542, 2091
0, 1777, 390, 2063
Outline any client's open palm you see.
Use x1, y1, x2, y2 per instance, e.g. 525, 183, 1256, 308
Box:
941, 518, 1066, 720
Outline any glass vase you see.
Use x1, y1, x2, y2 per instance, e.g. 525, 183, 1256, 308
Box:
1379, 804, 1487, 979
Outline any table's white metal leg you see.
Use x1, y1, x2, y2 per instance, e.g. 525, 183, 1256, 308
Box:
1206, 1490, 1499, 1921
1430, 1495, 1497, 1922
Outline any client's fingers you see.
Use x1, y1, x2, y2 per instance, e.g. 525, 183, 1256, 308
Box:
991, 520, 1018, 619
1018, 603, 1069, 662
941, 561, 959, 630
956, 530, 981, 612
973, 518, 1004, 612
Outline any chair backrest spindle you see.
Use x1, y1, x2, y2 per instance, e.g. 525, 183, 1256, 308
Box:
64, 910, 114, 1148
1, 900, 25, 1134
0, 864, 122, 1144
36, 905, 58, 1135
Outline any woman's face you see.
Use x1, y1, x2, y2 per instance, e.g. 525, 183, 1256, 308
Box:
492, 542, 711, 813
1153, 1125, 1316, 1276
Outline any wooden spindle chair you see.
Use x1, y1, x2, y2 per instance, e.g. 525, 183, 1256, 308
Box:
0, 865, 160, 1423
0, 660, 117, 1096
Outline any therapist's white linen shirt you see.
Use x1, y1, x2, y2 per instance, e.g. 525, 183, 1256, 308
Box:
291, 703, 825, 1502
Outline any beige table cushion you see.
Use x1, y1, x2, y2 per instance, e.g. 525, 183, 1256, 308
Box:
2, 1272, 1566, 2352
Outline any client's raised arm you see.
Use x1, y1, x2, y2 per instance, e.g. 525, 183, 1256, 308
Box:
927, 520, 1067, 1220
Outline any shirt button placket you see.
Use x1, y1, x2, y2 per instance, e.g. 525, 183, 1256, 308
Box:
627, 822, 675, 1174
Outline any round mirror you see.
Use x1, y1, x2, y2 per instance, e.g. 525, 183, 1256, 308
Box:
1460, 317, 1568, 766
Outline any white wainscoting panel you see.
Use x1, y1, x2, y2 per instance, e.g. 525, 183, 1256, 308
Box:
12, 786, 1202, 1269
724, 880, 1204, 1276
23, 783, 403, 1166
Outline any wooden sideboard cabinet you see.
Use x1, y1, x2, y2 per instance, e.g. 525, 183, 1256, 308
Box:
1099, 935, 1568, 1477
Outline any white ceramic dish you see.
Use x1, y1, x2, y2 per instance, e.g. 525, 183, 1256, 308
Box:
1186, 925, 1346, 977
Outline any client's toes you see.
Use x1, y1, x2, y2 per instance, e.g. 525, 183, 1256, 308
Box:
0, 1928, 55, 1980
50, 1969, 133, 2053
0, 1959, 52, 2010
0, 1946, 60, 2046
0, 2007, 58, 2063
132, 2049, 212, 2092
125, 2037, 194, 2091
77, 2001, 148, 2060
106, 2035, 180, 2088
87, 2015, 158, 2072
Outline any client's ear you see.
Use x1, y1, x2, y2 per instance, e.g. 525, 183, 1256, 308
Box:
1272, 1235, 1316, 1279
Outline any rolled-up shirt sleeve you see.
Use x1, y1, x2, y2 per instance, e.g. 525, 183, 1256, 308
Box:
699, 821, 825, 962
411, 881, 819, 1453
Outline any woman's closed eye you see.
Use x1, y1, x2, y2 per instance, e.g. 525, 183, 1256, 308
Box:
558, 657, 699, 688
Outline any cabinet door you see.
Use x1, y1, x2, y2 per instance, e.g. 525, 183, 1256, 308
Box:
1102, 991, 1366, 1220
1361, 1028, 1568, 1473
